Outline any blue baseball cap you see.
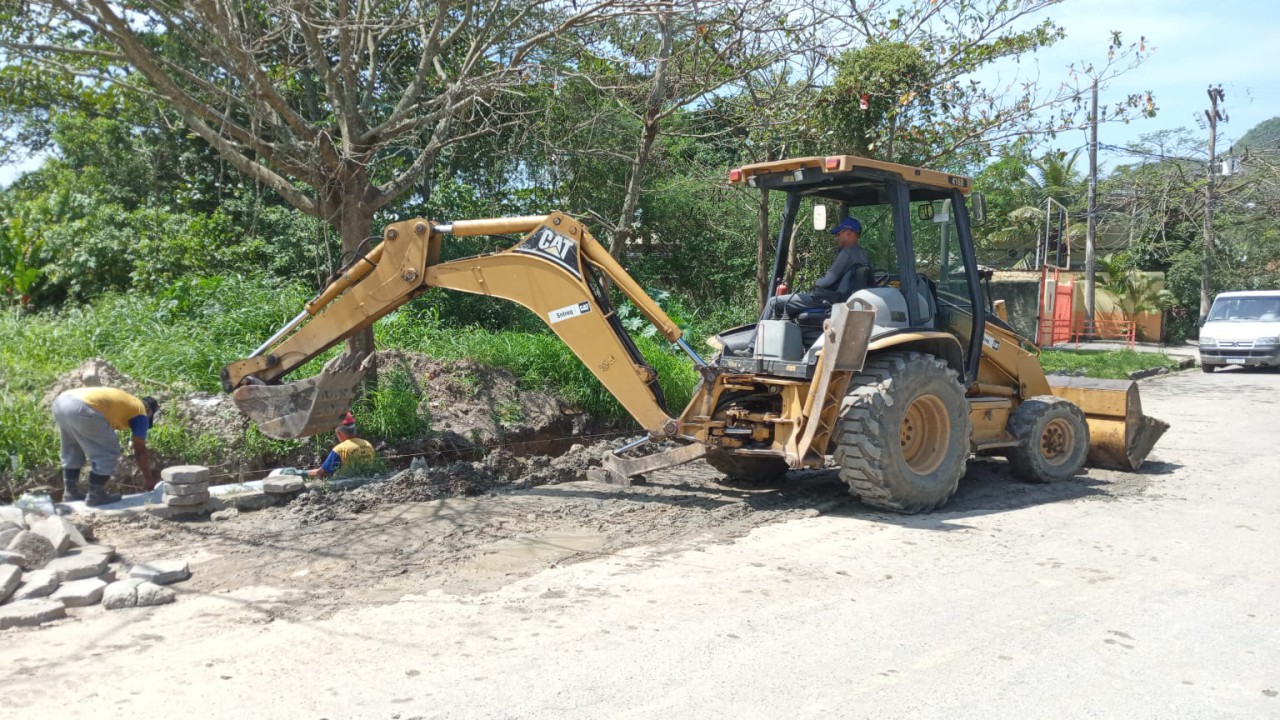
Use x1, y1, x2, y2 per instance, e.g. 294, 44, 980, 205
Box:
830, 217, 862, 234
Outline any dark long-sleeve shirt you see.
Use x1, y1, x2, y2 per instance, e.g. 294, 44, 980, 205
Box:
815, 245, 869, 294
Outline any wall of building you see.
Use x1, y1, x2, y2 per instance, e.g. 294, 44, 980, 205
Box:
986, 270, 1166, 344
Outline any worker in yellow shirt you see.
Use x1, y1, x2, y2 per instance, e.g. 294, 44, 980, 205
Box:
51, 387, 159, 506
307, 414, 377, 479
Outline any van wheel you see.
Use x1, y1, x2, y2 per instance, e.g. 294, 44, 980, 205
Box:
834, 352, 971, 513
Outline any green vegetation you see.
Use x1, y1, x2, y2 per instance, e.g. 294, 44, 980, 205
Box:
0, 274, 707, 491
1039, 350, 1182, 380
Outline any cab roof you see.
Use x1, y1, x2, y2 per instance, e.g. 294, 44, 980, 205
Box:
728, 155, 971, 206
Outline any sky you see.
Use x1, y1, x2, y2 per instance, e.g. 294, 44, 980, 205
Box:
1, 0, 1278, 187
981, 0, 1280, 167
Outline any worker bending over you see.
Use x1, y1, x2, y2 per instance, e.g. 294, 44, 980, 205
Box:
52, 386, 159, 506
308, 416, 377, 479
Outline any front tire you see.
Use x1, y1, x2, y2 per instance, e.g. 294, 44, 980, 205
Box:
835, 352, 971, 513
1006, 396, 1089, 483
1200, 363, 1215, 373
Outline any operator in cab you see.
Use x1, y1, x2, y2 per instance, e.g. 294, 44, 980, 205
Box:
766, 217, 869, 320
52, 386, 159, 506
308, 413, 377, 479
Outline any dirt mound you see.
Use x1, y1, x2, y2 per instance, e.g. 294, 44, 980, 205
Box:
375, 350, 591, 454
279, 441, 610, 525
44, 358, 142, 403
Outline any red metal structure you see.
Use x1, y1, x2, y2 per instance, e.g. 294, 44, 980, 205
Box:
1035, 198, 1073, 347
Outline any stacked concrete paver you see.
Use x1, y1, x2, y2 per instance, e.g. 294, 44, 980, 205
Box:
162, 465, 211, 515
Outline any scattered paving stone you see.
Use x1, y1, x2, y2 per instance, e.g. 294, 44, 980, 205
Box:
165, 491, 211, 506
51, 577, 107, 608
0, 507, 26, 529
12, 569, 59, 601
76, 544, 116, 560
29, 515, 75, 556
210, 508, 240, 522
102, 578, 175, 610
136, 581, 175, 607
0, 563, 20, 602
44, 551, 110, 582
0, 550, 27, 566
263, 478, 306, 494
0, 598, 66, 629
6, 531, 55, 570
161, 465, 210, 485
129, 560, 190, 585
226, 491, 276, 511
0, 526, 20, 548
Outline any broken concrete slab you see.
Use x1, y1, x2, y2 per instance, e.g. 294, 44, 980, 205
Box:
44, 551, 110, 582
161, 465, 210, 485
263, 477, 305, 494
0, 598, 66, 629
51, 577, 107, 608
12, 569, 59, 601
165, 491, 211, 506
129, 559, 190, 585
164, 481, 210, 497
0, 563, 20, 602
29, 515, 75, 556
0, 526, 20, 548
6, 531, 55, 570
102, 578, 175, 610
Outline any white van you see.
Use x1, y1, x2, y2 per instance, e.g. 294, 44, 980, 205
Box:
1199, 290, 1280, 372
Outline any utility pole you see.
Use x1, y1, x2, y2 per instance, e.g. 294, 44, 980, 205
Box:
1200, 85, 1227, 323
1084, 78, 1099, 337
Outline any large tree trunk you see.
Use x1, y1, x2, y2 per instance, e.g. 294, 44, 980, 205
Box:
334, 186, 378, 364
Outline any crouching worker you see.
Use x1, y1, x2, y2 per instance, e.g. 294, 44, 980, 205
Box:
52, 387, 159, 506
308, 417, 377, 479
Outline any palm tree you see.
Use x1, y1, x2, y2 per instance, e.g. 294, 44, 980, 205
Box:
1096, 253, 1175, 329
1024, 150, 1085, 207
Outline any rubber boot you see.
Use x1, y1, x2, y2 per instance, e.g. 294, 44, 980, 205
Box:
62, 468, 85, 502
85, 472, 122, 507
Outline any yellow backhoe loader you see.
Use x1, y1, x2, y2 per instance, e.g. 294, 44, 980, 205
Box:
221, 155, 1167, 513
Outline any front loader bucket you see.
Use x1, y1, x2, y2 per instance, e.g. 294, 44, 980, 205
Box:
1047, 376, 1170, 471
232, 352, 373, 439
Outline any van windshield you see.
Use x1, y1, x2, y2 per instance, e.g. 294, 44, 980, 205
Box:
1207, 296, 1280, 322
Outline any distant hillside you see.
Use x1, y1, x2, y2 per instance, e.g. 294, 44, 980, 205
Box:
1232, 116, 1280, 153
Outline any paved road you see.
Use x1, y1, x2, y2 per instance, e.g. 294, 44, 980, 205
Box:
4, 367, 1278, 719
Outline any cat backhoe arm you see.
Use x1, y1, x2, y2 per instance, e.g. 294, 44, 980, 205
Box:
221, 212, 686, 439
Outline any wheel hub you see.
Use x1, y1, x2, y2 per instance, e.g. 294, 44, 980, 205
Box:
900, 393, 950, 475
1039, 417, 1075, 466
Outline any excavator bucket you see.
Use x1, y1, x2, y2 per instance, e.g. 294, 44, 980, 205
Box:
1047, 376, 1170, 471
232, 352, 373, 439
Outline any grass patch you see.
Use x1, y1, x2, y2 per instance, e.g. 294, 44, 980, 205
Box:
1039, 349, 1181, 379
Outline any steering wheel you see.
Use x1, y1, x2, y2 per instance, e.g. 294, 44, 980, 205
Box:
873, 271, 893, 287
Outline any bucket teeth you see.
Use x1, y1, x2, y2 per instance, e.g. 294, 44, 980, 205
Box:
232, 352, 373, 439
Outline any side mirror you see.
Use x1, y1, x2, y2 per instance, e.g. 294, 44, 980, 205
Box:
812, 204, 827, 231
970, 192, 988, 225
917, 202, 935, 222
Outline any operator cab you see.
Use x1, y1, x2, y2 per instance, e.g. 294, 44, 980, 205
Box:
713, 155, 986, 382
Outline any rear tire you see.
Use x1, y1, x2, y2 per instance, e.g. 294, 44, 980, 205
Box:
705, 452, 788, 484
1006, 396, 1089, 483
834, 352, 971, 513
